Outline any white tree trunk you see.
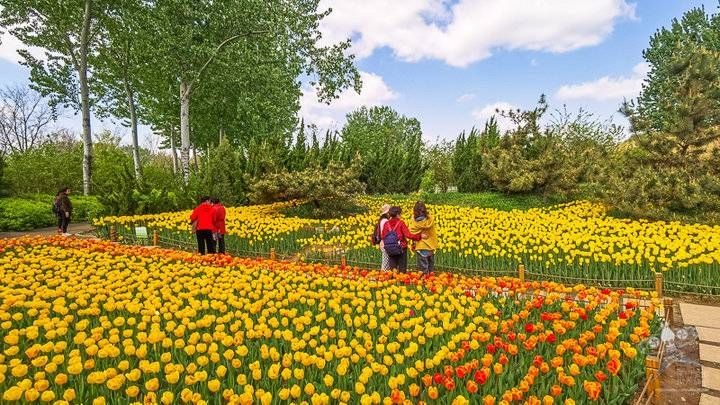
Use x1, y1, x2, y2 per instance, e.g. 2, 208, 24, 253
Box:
79, 0, 93, 195
170, 130, 178, 175
180, 81, 190, 184
125, 81, 142, 180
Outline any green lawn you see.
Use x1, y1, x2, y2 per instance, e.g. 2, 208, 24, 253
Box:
381, 191, 565, 211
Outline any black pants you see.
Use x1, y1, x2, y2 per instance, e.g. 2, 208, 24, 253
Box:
416, 252, 435, 275
388, 249, 408, 273
57, 213, 70, 233
215, 233, 225, 254
196, 230, 215, 255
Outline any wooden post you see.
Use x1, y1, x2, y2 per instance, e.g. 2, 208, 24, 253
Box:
645, 355, 661, 404
153, 229, 159, 246
663, 298, 674, 325
270, 248, 276, 260
341, 255, 347, 269
655, 272, 663, 298
110, 226, 117, 242
518, 264, 525, 283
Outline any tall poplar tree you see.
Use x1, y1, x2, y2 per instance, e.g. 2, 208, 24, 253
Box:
1, 0, 108, 194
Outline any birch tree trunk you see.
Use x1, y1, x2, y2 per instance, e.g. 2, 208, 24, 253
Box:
79, 0, 93, 195
124, 80, 142, 180
180, 81, 190, 184
170, 130, 179, 175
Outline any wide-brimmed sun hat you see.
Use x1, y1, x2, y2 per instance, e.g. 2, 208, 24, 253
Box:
380, 204, 391, 215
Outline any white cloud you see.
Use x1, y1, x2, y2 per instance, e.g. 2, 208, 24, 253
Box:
299, 71, 398, 130
555, 62, 650, 101
471, 101, 517, 132
0, 31, 45, 64
319, 0, 635, 67
0, 32, 25, 63
456, 93, 476, 103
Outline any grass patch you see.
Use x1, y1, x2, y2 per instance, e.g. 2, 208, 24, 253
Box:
380, 191, 565, 211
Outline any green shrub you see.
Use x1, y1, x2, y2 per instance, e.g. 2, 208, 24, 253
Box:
0, 198, 55, 231
96, 164, 194, 216
250, 159, 365, 218
0, 195, 105, 231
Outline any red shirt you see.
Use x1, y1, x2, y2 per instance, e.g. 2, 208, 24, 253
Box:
212, 204, 226, 234
190, 202, 214, 231
381, 217, 422, 248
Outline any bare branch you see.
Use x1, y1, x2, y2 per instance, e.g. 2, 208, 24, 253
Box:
187, 30, 270, 96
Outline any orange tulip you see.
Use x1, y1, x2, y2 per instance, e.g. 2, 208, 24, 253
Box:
583, 380, 602, 401
607, 358, 621, 376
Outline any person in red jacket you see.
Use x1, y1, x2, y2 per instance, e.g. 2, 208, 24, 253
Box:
211, 197, 226, 254
190, 196, 216, 255
381, 206, 423, 273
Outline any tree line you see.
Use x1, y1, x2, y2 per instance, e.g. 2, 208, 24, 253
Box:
0, 0, 360, 194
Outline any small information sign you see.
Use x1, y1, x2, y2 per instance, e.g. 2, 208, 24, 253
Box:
135, 226, 148, 241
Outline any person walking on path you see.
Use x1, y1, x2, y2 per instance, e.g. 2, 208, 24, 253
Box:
54, 187, 73, 235
381, 206, 423, 273
190, 196, 216, 255
372, 204, 392, 270
409, 201, 438, 276
211, 197, 226, 254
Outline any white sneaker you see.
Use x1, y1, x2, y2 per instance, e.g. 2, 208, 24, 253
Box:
62, 233, 71, 236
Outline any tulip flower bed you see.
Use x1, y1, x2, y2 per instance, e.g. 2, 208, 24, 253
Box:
1, 237, 660, 404
94, 199, 720, 295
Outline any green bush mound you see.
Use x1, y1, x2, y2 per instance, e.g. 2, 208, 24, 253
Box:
0, 195, 105, 232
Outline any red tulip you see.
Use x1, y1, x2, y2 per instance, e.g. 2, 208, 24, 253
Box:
475, 369, 489, 385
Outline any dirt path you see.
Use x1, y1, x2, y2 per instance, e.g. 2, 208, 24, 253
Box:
0, 222, 95, 239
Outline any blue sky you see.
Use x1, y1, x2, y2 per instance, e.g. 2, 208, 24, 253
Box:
2, 0, 719, 145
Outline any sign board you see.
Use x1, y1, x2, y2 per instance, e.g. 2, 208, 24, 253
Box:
135, 226, 148, 240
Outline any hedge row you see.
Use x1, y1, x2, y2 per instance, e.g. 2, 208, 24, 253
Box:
0, 195, 105, 232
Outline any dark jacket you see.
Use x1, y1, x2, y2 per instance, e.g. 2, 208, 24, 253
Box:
57, 194, 72, 214
381, 217, 422, 249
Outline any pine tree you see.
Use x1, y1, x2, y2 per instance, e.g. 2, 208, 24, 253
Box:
291, 119, 307, 171
203, 138, 247, 205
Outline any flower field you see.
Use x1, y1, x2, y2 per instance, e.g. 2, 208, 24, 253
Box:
94, 199, 720, 295
0, 237, 660, 404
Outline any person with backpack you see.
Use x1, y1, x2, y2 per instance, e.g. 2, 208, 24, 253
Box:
371, 204, 391, 270
190, 196, 216, 255
54, 187, 72, 235
409, 201, 438, 276
211, 197, 226, 254
381, 206, 423, 273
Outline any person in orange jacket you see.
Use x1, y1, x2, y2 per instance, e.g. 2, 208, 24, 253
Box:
190, 196, 215, 254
